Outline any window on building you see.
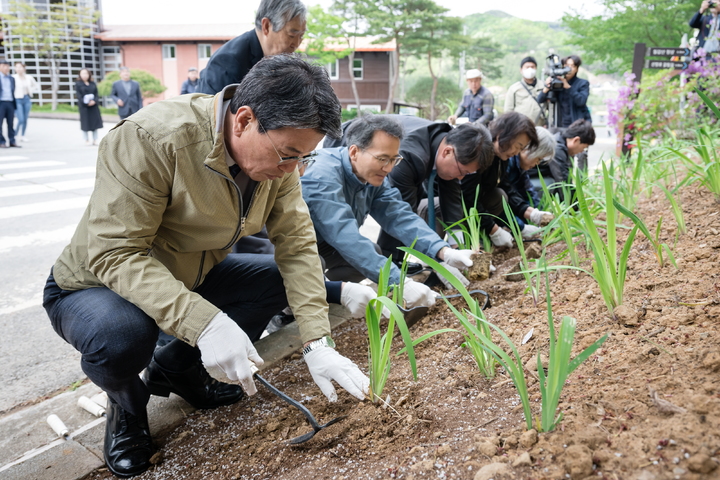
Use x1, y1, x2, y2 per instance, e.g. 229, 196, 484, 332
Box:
198, 44, 212, 60
162, 44, 176, 60
352, 58, 363, 80
326, 59, 339, 80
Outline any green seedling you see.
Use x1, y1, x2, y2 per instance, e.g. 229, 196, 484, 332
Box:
445, 186, 483, 252
365, 256, 418, 403
666, 127, 720, 201
614, 201, 677, 269
501, 198, 542, 305
400, 247, 497, 378
657, 184, 686, 235
537, 274, 608, 432
575, 164, 639, 316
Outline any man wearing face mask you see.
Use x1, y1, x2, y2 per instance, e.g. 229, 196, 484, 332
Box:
504, 56, 546, 126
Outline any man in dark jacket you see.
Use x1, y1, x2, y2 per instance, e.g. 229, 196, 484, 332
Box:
690, 0, 719, 53
110, 67, 143, 120
531, 119, 596, 203
197, 0, 306, 95
180, 67, 200, 94
374, 116, 494, 261
0, 60, 20, 148
538, 55, 591, 129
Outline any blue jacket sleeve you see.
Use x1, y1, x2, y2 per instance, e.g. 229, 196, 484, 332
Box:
110, 81, 121, 104
369, 183, 448, 276
302, 169, 403, 284
689, 11, 703, 29
569, 79, 589, 107
134, 82, 143, 110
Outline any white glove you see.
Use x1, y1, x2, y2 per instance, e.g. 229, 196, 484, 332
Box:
521, 224, 542, 239
197, 312, 264, 396
441, 247, 474, 270
403, 278, 437, 309
340, 282, 389, 318
446, 229, 464, 247
489, 227, 513, 248
529, 208, 553, 225
438, 262, 470, 289
304, 346, 369, 402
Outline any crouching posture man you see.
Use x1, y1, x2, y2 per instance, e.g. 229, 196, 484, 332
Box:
301, 115, 478, 310
42, 55, 368, 478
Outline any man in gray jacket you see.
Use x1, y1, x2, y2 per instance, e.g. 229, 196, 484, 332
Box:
301, 115, 476, 308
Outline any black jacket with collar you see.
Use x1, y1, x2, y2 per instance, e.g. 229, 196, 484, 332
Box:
197, 29, 264, 95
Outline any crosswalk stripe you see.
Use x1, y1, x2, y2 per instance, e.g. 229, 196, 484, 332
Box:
0, 156, 28, 162
0, 197, 89, 220
0, 161, 65, 170
0, 167, 96, 181
0, 179, 95, 198
0, 224, 77, 253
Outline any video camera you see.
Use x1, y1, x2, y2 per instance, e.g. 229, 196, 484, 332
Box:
543, 54, 572, 103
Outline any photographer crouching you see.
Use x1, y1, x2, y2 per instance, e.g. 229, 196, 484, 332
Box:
537, 54, 592, 170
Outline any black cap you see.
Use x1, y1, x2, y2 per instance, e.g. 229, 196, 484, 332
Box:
0, 59, 10, 65
520, 56, 537, 68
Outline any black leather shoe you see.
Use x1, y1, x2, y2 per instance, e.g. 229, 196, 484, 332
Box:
142, 357, 244, 409
9, 143, 21, 148
104, 398, 153, 478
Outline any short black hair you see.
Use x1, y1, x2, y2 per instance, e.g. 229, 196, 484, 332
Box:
444, 123, 494, 171
345, 114, 404, 150
489, 111, 539, 153
562, 55, 582, 68
562, 119, 595, 145
230, 54, 342, 139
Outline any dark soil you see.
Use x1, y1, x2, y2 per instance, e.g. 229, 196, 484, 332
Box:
87, 184, 720, 480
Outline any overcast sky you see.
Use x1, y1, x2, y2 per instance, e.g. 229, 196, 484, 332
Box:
97, 0, 605, 25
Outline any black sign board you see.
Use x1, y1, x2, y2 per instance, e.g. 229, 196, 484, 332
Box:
648, 47, 691, 57
646, 60, 688, 70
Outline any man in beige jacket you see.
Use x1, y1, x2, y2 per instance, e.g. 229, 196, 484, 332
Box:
43, 55, 368, 478
504, 56, 546, 126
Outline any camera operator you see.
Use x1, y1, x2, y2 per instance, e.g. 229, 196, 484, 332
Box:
690, 0, 719, 53
504, 56, 546, 126
538, 54, 592, 169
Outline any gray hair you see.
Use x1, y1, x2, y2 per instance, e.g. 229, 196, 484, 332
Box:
230, 54, 342, 139
527, 127, 555, 164
345, 114, 404, 150
119, 66, 130, 72
255, 0, 307, 31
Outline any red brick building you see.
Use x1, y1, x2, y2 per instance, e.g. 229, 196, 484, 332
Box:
95, 24, 397, 109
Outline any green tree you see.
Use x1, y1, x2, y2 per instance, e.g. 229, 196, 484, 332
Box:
405, 3, 467, 120
463, 36, 504, 81
97, 70, 166, 99
406, 76, 462, 120
356, 0, 436, 113
562, 0, 699, 74
2, 0, 100, 110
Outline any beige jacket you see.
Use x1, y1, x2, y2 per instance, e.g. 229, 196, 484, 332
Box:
504, 80, 546, 126
53, 86, 330, 345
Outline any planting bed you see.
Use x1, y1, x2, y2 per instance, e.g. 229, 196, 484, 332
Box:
87, 184, 720, 480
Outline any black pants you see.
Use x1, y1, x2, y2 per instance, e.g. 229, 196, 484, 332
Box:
43, 254, 287, 416
0, 100, 16, 145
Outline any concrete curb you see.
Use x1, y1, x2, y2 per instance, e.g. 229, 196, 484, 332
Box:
0, 304, 353, 480
29, 112, 121, 123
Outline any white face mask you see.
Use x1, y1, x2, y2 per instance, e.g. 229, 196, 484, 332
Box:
522, 68, 536, 80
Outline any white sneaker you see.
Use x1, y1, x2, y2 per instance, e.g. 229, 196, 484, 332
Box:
21, 137, 29, 142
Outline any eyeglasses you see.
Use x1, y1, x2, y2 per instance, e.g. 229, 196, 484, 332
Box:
258, 119, 317, 168
363, 150, 403, 168
453, 148, 474, 177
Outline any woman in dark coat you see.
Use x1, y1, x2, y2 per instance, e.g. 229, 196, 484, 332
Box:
76, 68, 103, 145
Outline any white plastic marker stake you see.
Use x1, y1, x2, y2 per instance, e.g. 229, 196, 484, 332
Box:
78, 395, 106, 417
47, 414, 70, 438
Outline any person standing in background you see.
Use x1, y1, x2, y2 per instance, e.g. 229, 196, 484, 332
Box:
0, 60, 20, 148
448, 69, 494, 127
75, 68, 103, 146
111, 67, 143, 120
504, 57, 546, 126
12, 62, 38, 142
180, 67, 200, 94
690, 0, 719, 53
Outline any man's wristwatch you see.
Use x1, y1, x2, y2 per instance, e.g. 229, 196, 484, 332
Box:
302, 336, 335, 356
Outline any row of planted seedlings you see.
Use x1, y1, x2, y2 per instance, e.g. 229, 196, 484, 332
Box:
360, 89, 719, 432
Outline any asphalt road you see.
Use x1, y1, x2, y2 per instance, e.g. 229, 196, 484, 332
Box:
0, 117, 618, 416
0, 118, 112, 414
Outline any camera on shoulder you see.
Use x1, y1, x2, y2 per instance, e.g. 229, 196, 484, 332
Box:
543, 54, 571, 101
